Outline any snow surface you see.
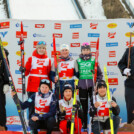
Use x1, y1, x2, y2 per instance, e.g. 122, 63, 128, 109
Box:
9, 0, 79, 20
78, 0, 106, 19
0, 0, 7, 19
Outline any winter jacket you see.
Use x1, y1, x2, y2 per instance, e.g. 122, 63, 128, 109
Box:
50, 56, 79, 90
89, 94, 120, 122
25, 49, 51, 92
17, 91, 57, 120
118, 46, 134, 88
77, 54, 103, 89
57, 98, 83, 121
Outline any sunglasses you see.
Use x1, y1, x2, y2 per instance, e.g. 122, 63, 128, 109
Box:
41, 79, 50, 83
38, 41, 46, 45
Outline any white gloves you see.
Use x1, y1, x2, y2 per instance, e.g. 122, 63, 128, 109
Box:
3, 84, 10, 94
123, 68, 131, 76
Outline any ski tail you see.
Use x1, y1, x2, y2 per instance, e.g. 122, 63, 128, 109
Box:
104, 65, 114, 134
0, 38, 27, 134
70, 79, 78, 134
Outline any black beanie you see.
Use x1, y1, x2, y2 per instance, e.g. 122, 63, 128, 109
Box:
97, 80, 107, 89
39, 79, 50, 88
81, 42, 91, 51
63, 83, 73, 93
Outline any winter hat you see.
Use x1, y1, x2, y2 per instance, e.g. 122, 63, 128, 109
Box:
63, 83, 73, 93
36, 41, 46, 48
81, 42, 91, 51
60, 44, 69, 51
97, 80, 107, 89
39, 79, 50, 88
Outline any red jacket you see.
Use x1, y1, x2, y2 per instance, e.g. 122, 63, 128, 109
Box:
25, 50, 51, 92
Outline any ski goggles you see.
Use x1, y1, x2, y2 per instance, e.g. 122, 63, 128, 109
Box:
37, 41, 46, 46
41, 79, 50, 84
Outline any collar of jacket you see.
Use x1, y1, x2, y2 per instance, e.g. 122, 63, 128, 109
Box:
79, 53, 92, 60
38, 91, 51, 98
63, 97, 73, 105
98, 94, 107, 100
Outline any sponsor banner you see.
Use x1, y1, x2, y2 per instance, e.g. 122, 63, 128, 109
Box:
54, 23, 61, 29
51, 51, 60, 58
127, 22, 134, 28
90, 41, 97, 48
7, 116, 21, 125
110, 88, 117, 94
109, 51, 116, 57
53, 33, 62, 38
106, 42, 118, 47
16, 88, 22, 93
0, 21, 10, 29
17, 60, 21, 66
16, 31, 27, 38
108, 78, 118, 85
33, 41, 39, 48
88, 33, 100, 37
0, 31, 8, 38
107, 61, 117, 66
125, 32, 134, 37
108, 32, 116, 39
90, 23, 98, 29
35, 24, 45, 28
72, 32, 79, 39
70, 24, 82, 29
70, 43, 80, 47
107, 23, 117, 28
2, 41, 8, 47
16, 51, 26, 56
126, 41, 134, 47
18, 78, 22, 84
15, 70, 21, 74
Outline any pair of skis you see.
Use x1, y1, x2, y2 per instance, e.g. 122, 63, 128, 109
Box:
0, 38, 27, 134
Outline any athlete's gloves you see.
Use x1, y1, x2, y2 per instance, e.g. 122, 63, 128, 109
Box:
3, 84, 10, 94
123, 68, 131, 76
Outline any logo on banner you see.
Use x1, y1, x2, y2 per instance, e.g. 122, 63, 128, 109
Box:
106, 42, 118, 47
70, 24, 82, 29
15, 70, 21, 74
107, 71, 118, 76
35, 24, 45, 28
107, 61, 117, 66
51, 51, 60, 58
126, 41, 134, 47
0, 31, 8, 38
91, 52, 96, 56
18, 78, 22, 84
70, 43, 80, 47
88, 33, 100, 37
16, 51, 26, 56
109, 51, 116, 57
90, 23, 98, 29
16, 23, 28, 28
54, 23, 61, 29
7, 116, 21, 125
69, 53, 79, 57
51, 43, 60, 47
16, 88, 22, 93
127, 22, 134, 28
2, 41, 8, 47
108, 32, 116, 39
33, 41, 39, 48
33, 33, 45, 37
90, 41, 97, 48
53, 33, 62, 38
72, 32, 79, 39
107, 23, 117, 28
125, 32, 134, 37
17, 60, 21, 66
110, 88, 117, 94
108, 78, 118, 85
0, 22, 10, 29
16, 31, 27, 38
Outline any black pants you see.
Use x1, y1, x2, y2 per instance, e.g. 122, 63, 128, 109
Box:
0, 82, 6, 127
29, 117, 56, 134
125, 86, 134, 123
28, 92, 35, 119
92, 116, 120, 134
79, 87, 93, 128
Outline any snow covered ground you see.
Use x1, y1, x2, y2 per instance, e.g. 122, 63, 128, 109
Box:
9, 0, 79, 20
0, 0, 7, 19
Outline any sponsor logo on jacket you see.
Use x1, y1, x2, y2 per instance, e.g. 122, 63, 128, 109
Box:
37, 59, 45, 65
70, 43, 80, 47
16, 31, 27, 38
35, 24, 45, 28
39, 99, 47, 106
61, 63, 69, 68
107, 61, 117, 66
54, 23, 61, 29
90, 23, 98, 29
107, 23, 117, 28
70, 24, 82, 29
0, 22, 10, 29
72, 32, 79, 39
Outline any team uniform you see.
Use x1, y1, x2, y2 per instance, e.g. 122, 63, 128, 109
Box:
25, 49, 51, 118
